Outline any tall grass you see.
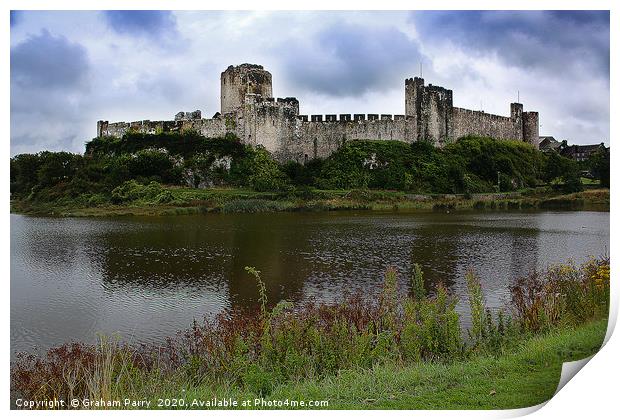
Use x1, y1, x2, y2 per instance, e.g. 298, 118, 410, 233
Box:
222, 199, 292, 213
11, 257, 610, 408
510, 257, 609, 333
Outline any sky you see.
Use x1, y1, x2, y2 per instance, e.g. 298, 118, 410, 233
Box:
9, 10, 610, 155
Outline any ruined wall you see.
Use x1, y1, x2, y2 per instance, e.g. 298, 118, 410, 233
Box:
239, 95, 299, 159
221, 64, 273, 115
422, 85, 452, 146
96, 117, 227, 139
97, 63, 541, 163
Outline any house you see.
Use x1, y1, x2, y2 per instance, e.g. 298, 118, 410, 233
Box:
560, 143, 607, 162
538, 136, 561, 152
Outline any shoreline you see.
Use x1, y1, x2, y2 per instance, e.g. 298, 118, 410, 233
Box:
255, 318, 608, 409
11, 258, 610, 410
10, 187, 610, 217
10, 319, 608, 410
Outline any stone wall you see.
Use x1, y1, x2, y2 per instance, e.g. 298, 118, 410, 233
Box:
290, 115, 410, 162
238, 95, 300, 160
97, 117, 227, 139
451, 107, 523, 141
221, 64, 273, 115
96, 63, 541, 162
522, 111, 540, 149
405, 77, 533, 146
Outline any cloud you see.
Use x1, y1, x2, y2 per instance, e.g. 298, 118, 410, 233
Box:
11, 30, 92, 154
8, 11, 610, 154
412, 11, 609, 79
103, 10, 178, 39
10, 10, 22, 27
280, 23, 425, 97
11, 29, 90, 89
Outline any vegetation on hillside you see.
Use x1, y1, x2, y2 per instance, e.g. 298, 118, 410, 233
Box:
11, 257, 609, 409
11, 132, 605, 214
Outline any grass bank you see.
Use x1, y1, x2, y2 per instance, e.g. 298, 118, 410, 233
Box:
262, 318, 607, 409
10, 186, 609, 217
150, 318, 607, 410
11, 259, 609, 410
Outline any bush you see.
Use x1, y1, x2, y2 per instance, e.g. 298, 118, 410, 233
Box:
110, 180, 165, 204
222, 199, 291, 213
11, 133, 585, 206
11, 258, 610, 403
510, 257, 609, 333
466, 271, 515, 353
243, 147, 291, 192
401, 284, 462, 361
561, 171, 584, 193
311, 136, 541, 194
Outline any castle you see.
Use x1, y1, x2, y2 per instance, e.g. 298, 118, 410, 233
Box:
97, 63, 539, 162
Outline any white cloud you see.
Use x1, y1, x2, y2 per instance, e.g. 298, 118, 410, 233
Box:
10, 10, 610, 155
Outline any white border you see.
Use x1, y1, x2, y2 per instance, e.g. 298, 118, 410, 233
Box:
3, 1, 616, 419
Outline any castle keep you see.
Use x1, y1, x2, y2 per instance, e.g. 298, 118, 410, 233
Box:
97, 64, 539, 162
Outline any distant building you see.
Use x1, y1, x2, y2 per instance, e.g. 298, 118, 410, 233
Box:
539, 136, 561, 152
560, 143, 607, 162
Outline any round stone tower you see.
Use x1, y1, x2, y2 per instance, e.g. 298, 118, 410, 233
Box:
522, 111, 540, 149
220, 64, 273, 114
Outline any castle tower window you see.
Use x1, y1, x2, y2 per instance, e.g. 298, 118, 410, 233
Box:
313, 138, 318, 159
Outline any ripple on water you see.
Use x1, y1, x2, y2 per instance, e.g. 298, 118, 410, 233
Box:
10, 211, 609, 355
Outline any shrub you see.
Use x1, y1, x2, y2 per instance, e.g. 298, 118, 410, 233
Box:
401, 284, 462, 361
466, 271, 515, 353
11, 259, 610, 404
466, 270, 486, 343
110, 180, 165, 204
231, 146, 291, 192
222, 199, 291, 213
510, 257, 609, 333
410, 263, 426, 300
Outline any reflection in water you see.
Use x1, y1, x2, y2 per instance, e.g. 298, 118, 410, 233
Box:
11, 211, 608, 355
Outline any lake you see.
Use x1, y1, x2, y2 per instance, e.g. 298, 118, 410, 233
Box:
10, 210, 609, 355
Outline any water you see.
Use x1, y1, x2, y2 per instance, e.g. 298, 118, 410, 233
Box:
10, 210, 609, 355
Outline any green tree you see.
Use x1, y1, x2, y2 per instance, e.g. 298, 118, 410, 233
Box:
244, 147, 290, 192
10, 153, 41, 198
588, 147, 610, 188
36, 152, 83, 188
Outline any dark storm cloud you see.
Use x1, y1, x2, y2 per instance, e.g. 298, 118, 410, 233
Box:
10, 10, 22, 27
11, 30, 91, 153
11, 30, 90, 89
103, 10, 178, 38
412, 10, 609, 78
281, 23, 425, 96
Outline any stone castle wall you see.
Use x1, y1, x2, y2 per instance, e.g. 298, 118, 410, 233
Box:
451, 107, 523, 141
291, 115, 409, 162
96, 64, 540, 163
97, 116, 227, 139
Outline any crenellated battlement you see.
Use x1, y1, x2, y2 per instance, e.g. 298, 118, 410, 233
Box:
97, 63, 540, 162
296, 114, 407, 123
